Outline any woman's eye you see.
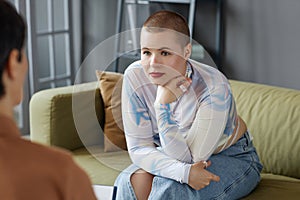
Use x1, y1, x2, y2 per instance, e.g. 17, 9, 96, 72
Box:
161, 51, 170, 56
143, 51, 151, 55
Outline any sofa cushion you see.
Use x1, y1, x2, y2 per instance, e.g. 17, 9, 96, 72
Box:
96, 71, 127, 152
242, 174, 300, 199
72, 146, 132, 185
30, 82, 105, 151
230, 80, 300, 179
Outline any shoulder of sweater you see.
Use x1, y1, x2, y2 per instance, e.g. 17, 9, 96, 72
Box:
16, 138, 74, 165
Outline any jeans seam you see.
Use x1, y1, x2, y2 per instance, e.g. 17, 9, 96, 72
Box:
250, 152, 263, 176
127, 177, 137, 200
148, 177, 157, 200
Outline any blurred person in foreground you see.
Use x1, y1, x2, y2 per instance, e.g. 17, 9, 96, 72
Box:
0, 1, 96, 199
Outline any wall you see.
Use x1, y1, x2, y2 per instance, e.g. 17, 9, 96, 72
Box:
81, 0, 118, 82
224, 0, 300, 90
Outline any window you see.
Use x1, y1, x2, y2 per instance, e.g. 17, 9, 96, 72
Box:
30, 0, 73, 91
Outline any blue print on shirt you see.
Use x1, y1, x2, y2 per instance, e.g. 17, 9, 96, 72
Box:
157, 104, 176, 144
125, 80, 150, 126
210, 88, 230, 111
134, 107, 150, 125
159, 104, 176, 126
129, 93, 150, 125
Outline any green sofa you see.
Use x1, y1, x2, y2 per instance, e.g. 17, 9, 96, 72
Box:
30, 79, 300, 199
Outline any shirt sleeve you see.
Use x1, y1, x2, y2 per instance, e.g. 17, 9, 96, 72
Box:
122, 71, 191, 184
153, 101, 192, 163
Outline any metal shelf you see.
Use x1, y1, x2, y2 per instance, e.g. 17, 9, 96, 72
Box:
114, 0, 224, 72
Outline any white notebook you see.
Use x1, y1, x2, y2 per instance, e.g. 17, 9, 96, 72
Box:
92, 185, 117, 200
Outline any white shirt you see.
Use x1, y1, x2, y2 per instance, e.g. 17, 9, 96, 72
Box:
122, 59, 238, 184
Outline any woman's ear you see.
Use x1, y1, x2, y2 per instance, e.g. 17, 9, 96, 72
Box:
6, 49, 20, 79
184, 43, 192, 59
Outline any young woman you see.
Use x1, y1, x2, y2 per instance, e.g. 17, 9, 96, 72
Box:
115, 10, 263, 200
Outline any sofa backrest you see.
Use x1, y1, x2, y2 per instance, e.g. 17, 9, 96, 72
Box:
30, 79, 300, 179
230, 80, 300, 179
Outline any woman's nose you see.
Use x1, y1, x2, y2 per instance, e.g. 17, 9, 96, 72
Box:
150, 54, 159, 66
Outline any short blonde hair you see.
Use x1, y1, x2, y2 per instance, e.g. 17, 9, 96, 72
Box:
142, 10, 190, 46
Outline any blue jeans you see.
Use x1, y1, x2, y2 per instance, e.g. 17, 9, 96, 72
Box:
114, 132, 263, 200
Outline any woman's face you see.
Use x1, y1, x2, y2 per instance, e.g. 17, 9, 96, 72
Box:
140, 28, 191, 86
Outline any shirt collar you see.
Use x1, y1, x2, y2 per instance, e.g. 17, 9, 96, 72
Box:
185, 61, 193, 79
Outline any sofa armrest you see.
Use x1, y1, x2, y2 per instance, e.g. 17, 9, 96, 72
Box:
30, 82, 105, 151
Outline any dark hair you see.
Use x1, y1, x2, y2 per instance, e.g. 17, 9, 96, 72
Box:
143, 10, 190, 46
0, 0, 26, 97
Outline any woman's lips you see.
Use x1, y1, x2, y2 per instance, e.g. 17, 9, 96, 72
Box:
149, 72, 164, 78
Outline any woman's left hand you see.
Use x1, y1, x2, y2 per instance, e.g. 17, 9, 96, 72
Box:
156, 76, 192, 104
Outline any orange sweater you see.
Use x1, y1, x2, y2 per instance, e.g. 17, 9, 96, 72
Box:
0, 115, 97, 200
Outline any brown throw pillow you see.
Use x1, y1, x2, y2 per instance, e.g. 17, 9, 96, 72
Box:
95, 70, 127, 152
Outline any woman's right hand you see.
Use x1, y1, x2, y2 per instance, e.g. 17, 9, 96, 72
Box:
188, 161, 220, 190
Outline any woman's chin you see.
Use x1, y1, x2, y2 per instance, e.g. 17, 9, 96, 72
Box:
149, 77, 170, 86
150, 79, 165, 86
